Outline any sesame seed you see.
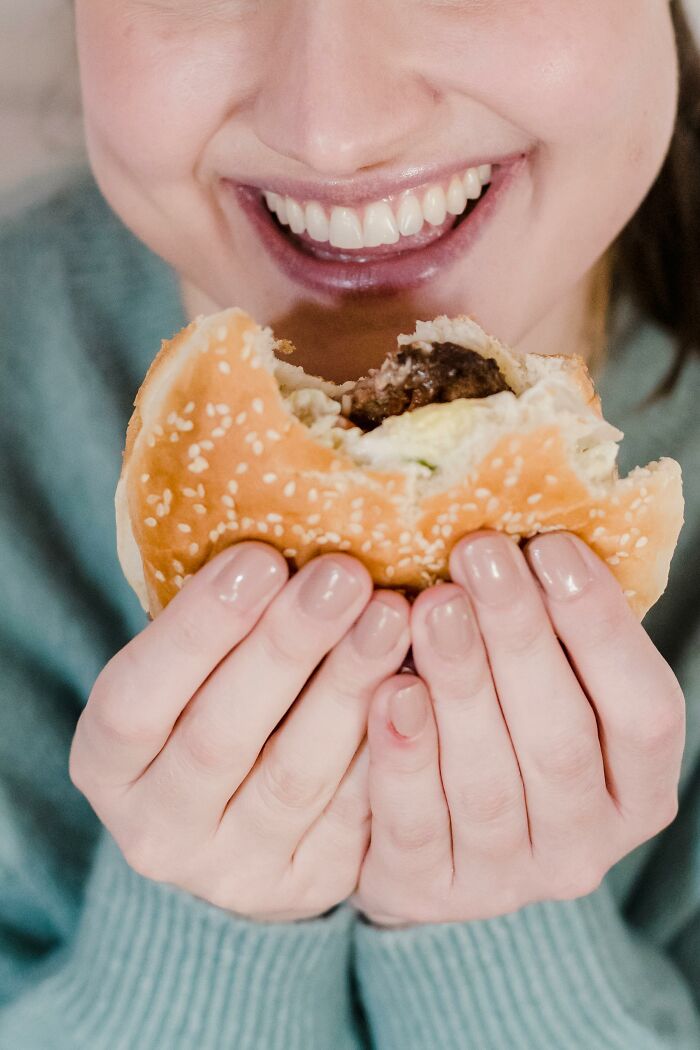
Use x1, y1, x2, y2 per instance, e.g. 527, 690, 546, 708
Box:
624, 589, 637, 598
527, 493, 543, 505
545, 475, 558, 485
257, 522, 269, 533
398, 557, 413, 568
222, 417, 232, 429
153, 424, 164, 437
607, 556, 621, 566
211, 428, 225, 438
197, 484, 205, 497
266, 430, 281, 441
194, 504, 206, 515
178, 420, 194, 432
164, 489, 172, 502
462, 503, 478, 513
273, 525, 285, 537
206, 403, 216, 417
178, 523, 192, 534
326, 532, 341, 543
209, 530, 219, 543
385, 565, 396, 579
475, 488, 491, 500
399, 531, 412, 545
216, 325, 228, 341
308, 514, 321, 525
508, 440, 521, 454
491, 458, 503, 469
188, 457, 209, 474
504, 475, 518, 487
266, 513, 283, 524
173, 559, 185, 574
283, 481, 296, 497
140, 473, 150, 484
620, 534, 630, 546
241, 517, 254, 529
155, 570, 166, 582
173, 575, 184, 589
308, 489, 318, 502
156, 504, 167, 517
200, 440, 214, 452
282, 548, 298, 558
235, 463, 249, 474
592, 526, 606, 539
226, 511, 237, 522
235, 412, 247, 425
218, 361, 231, 374
188, 444, 201, 459
244, 432, 257, 445
184, 401, 195, 415
146, 494, 159, 506
361, 540, 372, 553
635, 536, 649, 549
441, 525, 453, 537
170, 434, 179, 443
487, 497, 500, 514
147, 435, 156, 448
349, 523, 363, 535
217, 522, 226, 535
351, 498, 365, 509
252, 398, 264, 414
222, 495, 235, 508
241, 346, 251, 361
227, 480, 239, 495
263, 473, 277, 484
250, 358, 261, 370
145, 517, 157, 527
252, 441, 264, 455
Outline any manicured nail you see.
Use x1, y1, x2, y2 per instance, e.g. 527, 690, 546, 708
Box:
526, 534, 593, 601
215, 546, 284, 610
426, 593, 474, 659
352, 599, 406, 658
298, 558, 362, 618
457, 536, 523, 606
389, 682, 429, 739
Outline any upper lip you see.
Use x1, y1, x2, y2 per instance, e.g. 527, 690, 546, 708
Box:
224, 151, 524, 209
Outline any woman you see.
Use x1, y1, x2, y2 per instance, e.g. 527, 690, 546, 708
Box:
0, 1, 699, 1046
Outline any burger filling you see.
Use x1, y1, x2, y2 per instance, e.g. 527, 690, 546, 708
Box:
339, 341, 514, 431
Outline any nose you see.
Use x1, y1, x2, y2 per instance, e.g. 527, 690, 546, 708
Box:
251, 0, 437, 177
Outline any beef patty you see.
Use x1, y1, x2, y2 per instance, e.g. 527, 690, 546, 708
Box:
341, 341, 513, 431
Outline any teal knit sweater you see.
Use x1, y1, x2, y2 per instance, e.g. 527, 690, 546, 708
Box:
1, 170, 699, 1050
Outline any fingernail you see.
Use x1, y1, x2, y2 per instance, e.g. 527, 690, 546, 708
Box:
298, 558, 362, 619
352, 599, 406, 658
215, 546, 284, 610
426, 593, 474, 659
526, 534, 593, 601
389, 682, 429, 739
457, 536, 523, 606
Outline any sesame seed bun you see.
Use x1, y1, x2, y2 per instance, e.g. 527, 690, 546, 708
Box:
116, 308, 684, 620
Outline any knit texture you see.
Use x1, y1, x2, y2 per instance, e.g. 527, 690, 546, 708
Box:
0, 169, 699, 1049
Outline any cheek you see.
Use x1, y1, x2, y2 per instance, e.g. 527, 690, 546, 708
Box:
75, 9, 252, 181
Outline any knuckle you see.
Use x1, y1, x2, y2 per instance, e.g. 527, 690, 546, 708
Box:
168, 602, 213, 657
458, 779, 524, 829
88, 652, 162, 747
386, 817, 441, 855
326, 790, 370, 833
499, 606, 550, 658
533, 728, 599, 784
655, 794, 680, 833
625, 702, 685, 759
120, 829, 168, 882
259, 750, 325, 812
177, 714, 236, 776
576, 593, 628, 652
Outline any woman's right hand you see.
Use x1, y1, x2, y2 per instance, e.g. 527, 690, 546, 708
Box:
69, 543, 411, 921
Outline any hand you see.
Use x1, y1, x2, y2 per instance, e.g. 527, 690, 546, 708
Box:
70, 543, 410, 921
353, 531, 685, 927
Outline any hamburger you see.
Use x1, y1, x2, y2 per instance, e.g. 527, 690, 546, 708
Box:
116, 308, 684, 619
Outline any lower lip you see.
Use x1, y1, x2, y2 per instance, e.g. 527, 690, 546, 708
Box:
223, 157, 525, 298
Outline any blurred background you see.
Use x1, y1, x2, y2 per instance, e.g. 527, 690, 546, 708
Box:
1, 0, 700, 220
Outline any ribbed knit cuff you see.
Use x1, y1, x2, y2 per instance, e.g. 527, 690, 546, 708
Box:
354, 885, 700, 1050
7, 831, 358, 1050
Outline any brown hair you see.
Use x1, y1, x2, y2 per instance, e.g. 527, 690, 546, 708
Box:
605, 0, 700, 398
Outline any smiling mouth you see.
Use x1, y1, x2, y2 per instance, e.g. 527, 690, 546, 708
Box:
224, 155, 525, 296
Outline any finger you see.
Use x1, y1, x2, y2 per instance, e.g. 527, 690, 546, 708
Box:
292, 741, 371, 907
525, 532, 685, 822
71, 542, 287, 788
131, 554, 373, 829
226, 592, 410, 849
450, 532, 612, 850
410, 583, 529, 864
366, 675, 453, 881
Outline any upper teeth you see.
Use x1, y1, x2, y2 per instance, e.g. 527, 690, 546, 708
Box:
263, 164, 492, 250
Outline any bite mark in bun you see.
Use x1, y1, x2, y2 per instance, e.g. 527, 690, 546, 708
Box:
116, 308, 684, 619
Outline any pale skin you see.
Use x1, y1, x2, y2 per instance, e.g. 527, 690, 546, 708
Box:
70, 0, 685, 924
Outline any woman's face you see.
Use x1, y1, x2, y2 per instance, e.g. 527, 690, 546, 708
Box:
74, 1, 678, 378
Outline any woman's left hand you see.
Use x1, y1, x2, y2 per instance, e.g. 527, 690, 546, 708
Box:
353, 531, 686, 927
